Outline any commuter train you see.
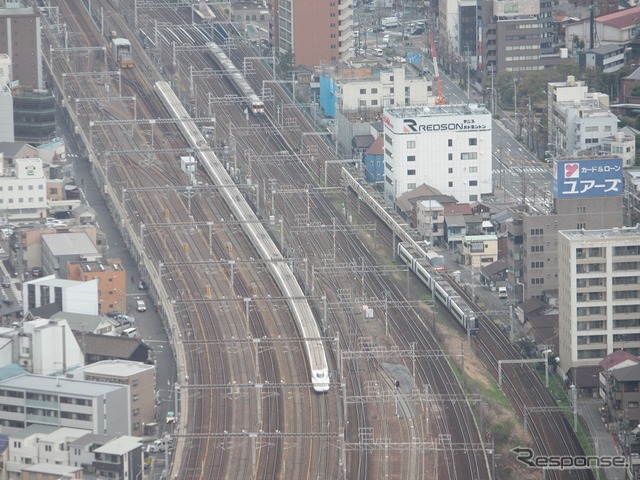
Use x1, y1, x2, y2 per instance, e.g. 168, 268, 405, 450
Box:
398, 243, 478, 335
154, 81, 329, 392
205, 42, 265, 116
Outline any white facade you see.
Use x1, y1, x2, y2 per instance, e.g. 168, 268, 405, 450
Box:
0, 157, 47, 220
16, 318, 85, 375
0, 54, 11, 84
6, 426, 90, 476
558, 104, 619, 157
338, 67, 432, 111
0, 374, 130, 436
382, 104, 492, 203
558, 226, 640, 375
23, 275, 100, 316
0, 84, 14, 143
600, 132, 636, 168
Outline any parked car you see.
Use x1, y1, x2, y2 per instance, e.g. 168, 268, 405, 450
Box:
147, 437, 173, 453
1, 276, 11, 288
138, 280, 147, 290
166, 411, 177, 424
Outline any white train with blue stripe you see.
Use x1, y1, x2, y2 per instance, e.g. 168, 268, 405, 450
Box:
398, 242, 478, 335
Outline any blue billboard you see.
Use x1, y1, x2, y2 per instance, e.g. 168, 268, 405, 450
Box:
554, 158, 623, 198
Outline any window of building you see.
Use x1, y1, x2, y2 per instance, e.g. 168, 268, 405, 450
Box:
469, 138, 477, 146
469, 166, 478, 173
407, 169, 416, 175
407, 155, 415, 162
469, 194, 478, 201
371, 88, 378, 94
448, 181, 453, 187
530, 228, 543, 235
407, 183, 416, 190
371, 100, 378, 106
407, 140, 415, 148
45, 445, 52, 452
133, 394, 139, 401
531, 278, 544, 285
576, 206, 586, 213
461, 152, 478, 160
448, 139, 453, 147
448, 168, 453, 174
531, 261, 544, 268
531, 245, 544, 252
469, 180, 478, 186
359, 88, 366, 94
577, 222, 586, 229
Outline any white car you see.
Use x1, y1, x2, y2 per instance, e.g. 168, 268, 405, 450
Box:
136, 299, 147, 312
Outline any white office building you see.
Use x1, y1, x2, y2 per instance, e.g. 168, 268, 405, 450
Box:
382, 104, 492, 203
0, 157, 47, 220
0, 374, 130, 436
558, 226, 640, 377
23, 275, 99, 316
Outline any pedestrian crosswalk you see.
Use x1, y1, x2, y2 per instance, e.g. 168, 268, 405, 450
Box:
493, 166, 548, 175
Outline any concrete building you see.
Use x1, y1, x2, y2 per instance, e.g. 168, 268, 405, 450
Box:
10, 318, 85, 375
268, 0, 353, 68
600, 131, 636, 168
0, 374, 130, 436
547, 76, 618, 157
41, 232, 101, 279
23, 275, 99, 316
558, 225, 640, 379
624, 168, 640, 225
0, 6, 42, 90
319, 65, 432, 118
0, 157, 47, 222
5, 425, 90, 478
50, 311, 119, 336
481, 0, 566, 75
69, 433, 118, 472
0, 85, 13, 143
72, 360, 156, 437
415, 199, 445, 245
460, 234, 498, 269
93, 436, 143, 480
565, 6, 640, 52
578, 44, 627, 74
67, 258, 127, 315
382, 104, 492, 203
504, 157, 624, 301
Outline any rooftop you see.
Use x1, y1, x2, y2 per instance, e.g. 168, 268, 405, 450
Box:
42, 232, 99, 257
95, 435, 142, 455
0, 374, 126, 396
69, 432, 119, 448
80, 359, 154, 377
384, 103, 490, 119
560, 225, 640, 240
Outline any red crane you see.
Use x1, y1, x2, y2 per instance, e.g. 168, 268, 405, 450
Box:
429, 33, 446, 105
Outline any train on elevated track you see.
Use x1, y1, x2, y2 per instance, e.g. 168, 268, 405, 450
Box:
398, 242, 478, 335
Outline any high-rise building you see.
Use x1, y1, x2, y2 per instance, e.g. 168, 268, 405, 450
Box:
382, 104, 492, 203
558, 225, 640, 379
480, 0, 567, 76
268, 0, 353, 68
0, 5, 42, 90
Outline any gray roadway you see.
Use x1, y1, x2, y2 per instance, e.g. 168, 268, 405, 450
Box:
68, 143, 177, 445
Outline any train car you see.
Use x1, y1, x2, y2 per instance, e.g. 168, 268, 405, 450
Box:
397, 242, 478, 335
205, 42, 265, 116
426, 250, 445, 271
153, 81, 329, 392
111, 38, 133, 68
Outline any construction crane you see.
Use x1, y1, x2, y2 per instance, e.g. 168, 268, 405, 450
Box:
429, 32, 446, 105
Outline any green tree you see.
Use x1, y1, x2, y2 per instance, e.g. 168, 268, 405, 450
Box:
277, 49, 295, 81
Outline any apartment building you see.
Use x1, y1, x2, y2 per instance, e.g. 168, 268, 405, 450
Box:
320, 65, 432, 117
0, 157, 47, 221
0, 374, 130, 436
67, 259, 127, 315
558, 226, 640, 379
73, 360, 156, 437
481, 0, 565, 75
0, 6, 42, 90
23, 275, 100, 316
268, 0, 353, 68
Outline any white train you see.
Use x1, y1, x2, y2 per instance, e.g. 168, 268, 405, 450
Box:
398, 243, 478, 335
205, 42, 265, 116
154, 81, 329, 392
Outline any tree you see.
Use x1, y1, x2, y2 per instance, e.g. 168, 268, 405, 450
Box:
276, 49, 295, 81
